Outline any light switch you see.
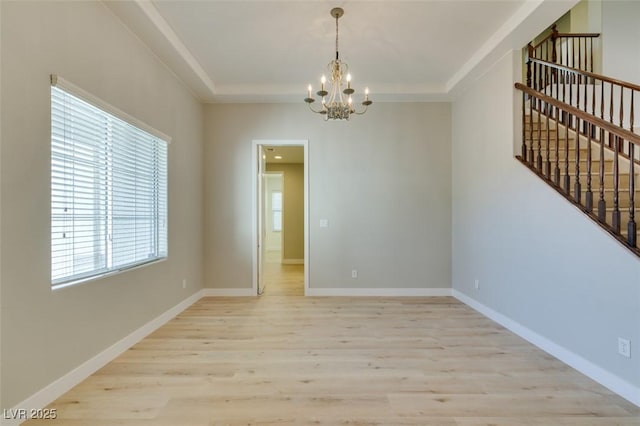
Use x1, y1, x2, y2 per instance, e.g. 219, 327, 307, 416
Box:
320, 219, 329, 228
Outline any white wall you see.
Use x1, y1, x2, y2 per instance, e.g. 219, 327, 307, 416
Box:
0, 1, 204, 408
452, 50, 640, 399
204, 103, 452, 291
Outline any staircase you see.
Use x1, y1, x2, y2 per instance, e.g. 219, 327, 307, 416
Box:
520, 109, 639, 255
515, 27, 640, 256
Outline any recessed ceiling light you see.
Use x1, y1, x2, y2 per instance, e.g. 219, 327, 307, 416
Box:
274, 155, 282, 160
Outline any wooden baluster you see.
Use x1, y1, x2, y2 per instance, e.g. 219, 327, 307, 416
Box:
543, 63, 549, 97
591, 75, 597, 138
537, 100, 543, 171
628, 141, 637, 247
522, 91, 527, 161
564, 111, 571, 194
560, 70, 566, 122
537, 62, 543, 106
620, 87, 624, 129
620, 88, 625, 154
576, 70, 581, 125
551, 25, 558, 64
526, 44, 533, 88
529, 94, 534, 165
589, 38, 594, 73
533, 59, 538, 92
586, 79, 597, 212
575, 116, 582, 203
545, 101, 551, 178
585, 122, 593, 212
631, 91, 635, 132
598, 128, 606, 222
569, 69, 573, 106
573, 38, 577, 70
554, 105, 561, 186
609, 82, 614, 126
581, 75, 587, 134
568, 70, 574, 128
600, 78, 605, 122
612, 136, 621, 233
609, 83, 615, 149
553, 62, 560, 102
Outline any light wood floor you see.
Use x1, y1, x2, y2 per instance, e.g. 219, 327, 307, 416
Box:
25, 256, 640, 425
261, 250, 304, 296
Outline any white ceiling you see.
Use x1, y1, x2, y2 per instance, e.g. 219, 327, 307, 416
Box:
104, 0, 578, 103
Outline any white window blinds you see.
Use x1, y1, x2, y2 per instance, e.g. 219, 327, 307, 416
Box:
51, 77, 168, 287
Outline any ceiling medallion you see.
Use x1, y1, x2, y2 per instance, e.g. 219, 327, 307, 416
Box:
304, 7, 372, 120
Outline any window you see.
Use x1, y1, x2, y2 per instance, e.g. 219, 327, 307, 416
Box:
272, 191, 282, 232
51, 76, 168, 288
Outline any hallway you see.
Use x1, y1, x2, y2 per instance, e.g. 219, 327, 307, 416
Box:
261, 250, 304, 296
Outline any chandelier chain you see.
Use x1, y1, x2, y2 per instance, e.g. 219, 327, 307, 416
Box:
335, 12, 339, 60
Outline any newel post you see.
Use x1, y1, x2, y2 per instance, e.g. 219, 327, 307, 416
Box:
526, 43, 533, 88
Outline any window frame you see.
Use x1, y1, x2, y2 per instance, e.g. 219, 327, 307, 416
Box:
271, 190, 283, 232
50, 75, 171, 290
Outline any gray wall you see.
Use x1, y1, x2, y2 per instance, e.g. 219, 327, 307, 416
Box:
0, 1, 204, 408
452, 50, 640, 391
602, 0, 640, 84
204, 103, 452, 290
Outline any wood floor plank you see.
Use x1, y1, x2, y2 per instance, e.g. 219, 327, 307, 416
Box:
23, 256, 640, 425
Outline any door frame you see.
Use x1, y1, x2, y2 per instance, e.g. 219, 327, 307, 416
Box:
251, 139, 309, 296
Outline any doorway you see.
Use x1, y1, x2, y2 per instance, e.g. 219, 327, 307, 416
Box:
252, 140, 309, 296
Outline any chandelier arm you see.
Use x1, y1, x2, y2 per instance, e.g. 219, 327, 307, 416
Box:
351, 105, 370, 115
307, 102, 325, 114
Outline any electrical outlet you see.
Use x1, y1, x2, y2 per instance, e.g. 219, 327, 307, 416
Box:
474, 279, 479, 289
618, 338, 631, 358
351, 269, 358, 279
182, 279, 187, 289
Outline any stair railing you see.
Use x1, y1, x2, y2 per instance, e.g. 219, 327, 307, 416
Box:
516, 83, 638, 253
526, 24, 600, 83
528, 58, 640, 151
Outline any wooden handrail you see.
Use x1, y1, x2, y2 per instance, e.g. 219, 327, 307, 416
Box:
529, 58, 640, 92
531, 31, 600, 51
516, 83, 640, 145
555, 32, 600, 38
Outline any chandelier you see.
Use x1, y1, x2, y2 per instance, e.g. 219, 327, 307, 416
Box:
304, 7, 372, 120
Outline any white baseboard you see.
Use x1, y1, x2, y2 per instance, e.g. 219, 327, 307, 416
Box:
5, 290, 204, 426
306, 287, 452, 297
201, 288, 255, 297
452, 289, 640, 408
281, 258, 304, 265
